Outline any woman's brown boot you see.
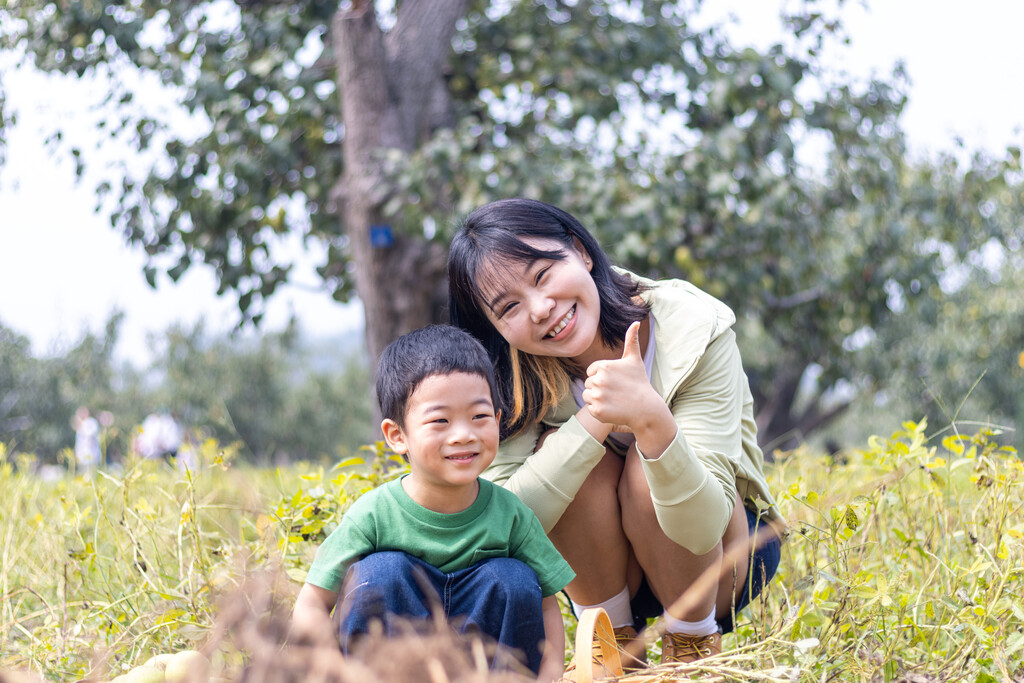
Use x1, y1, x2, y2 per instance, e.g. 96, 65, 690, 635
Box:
661, 631, 722, 664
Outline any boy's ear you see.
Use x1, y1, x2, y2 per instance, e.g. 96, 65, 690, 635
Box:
380, 418, 408, 455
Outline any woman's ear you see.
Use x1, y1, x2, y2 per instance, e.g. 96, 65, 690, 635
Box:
572, 237, 593, 271
381, 418, 408, 455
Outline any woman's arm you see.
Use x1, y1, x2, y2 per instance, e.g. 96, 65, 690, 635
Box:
537, 595, 565, 682
483, 323, 671, 531
483, 415, 609, 531
580, 317, 751, 553
637, 330, 751, 554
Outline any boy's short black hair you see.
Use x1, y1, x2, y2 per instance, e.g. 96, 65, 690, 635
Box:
376, 324, 500, 427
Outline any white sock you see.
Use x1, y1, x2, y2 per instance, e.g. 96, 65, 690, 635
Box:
662, 606, 717, 637
571, 586, 633, 629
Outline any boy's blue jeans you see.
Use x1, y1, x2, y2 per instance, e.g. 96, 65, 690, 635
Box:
336, 551, 547, 673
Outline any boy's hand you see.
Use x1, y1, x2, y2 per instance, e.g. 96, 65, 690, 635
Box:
537, 595, 566, 682
290, 583, 340, 648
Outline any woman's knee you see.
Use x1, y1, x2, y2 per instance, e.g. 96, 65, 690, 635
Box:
537, 432, 621, 517
574, 448, 625, 507
617, 447, 657, 537
550, 449, 624, 545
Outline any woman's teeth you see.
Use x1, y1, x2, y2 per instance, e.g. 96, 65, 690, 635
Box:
546, 306, 575, 338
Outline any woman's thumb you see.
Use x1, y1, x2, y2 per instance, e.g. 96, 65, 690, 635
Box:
621, 321, 642, 360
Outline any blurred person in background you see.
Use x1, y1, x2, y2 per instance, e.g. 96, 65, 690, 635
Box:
72, 406, 100, 470
135, 412, 184, 460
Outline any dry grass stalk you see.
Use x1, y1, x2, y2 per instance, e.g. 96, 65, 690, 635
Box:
202, 569, 534, 683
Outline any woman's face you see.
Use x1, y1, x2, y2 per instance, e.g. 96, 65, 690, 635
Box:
478, 237, 605, 364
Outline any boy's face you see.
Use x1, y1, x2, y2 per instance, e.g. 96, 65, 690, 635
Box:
381, 371, 499, 491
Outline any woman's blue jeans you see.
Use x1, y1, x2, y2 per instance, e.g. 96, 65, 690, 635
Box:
336, 551, 547, 674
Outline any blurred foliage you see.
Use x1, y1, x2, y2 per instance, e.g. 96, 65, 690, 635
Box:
0, 71, 10, 166
0, 314, 150, 459
0, 0, 1021, 447
874, 239, 1024, 446
0, 315, 374, 464
147, 318, 374, 464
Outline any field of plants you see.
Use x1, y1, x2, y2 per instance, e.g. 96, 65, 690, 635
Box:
1, 421, 1022, 682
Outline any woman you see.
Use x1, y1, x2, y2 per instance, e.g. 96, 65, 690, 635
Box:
447, 198, 784, 666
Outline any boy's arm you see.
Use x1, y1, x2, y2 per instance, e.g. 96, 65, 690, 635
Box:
537, 595, 565, 682
290, 582, 339, 647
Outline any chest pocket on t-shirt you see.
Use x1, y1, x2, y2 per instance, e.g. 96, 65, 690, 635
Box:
470, 548, 510, 564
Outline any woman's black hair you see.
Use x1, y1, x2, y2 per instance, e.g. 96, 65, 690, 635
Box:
447, 198, 650, 437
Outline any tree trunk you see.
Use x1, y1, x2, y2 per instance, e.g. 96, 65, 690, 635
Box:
755, 361, 852, 454
331, 0, 469, 362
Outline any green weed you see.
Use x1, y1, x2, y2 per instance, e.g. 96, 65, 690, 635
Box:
1, 422, 1021, 682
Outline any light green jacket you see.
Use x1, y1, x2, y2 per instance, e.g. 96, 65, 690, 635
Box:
481, 271, 783, 555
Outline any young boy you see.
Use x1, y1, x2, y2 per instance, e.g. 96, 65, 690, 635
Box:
291, 325, 574, 681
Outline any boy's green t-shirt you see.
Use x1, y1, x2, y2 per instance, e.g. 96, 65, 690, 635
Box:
305, 477, 575, 597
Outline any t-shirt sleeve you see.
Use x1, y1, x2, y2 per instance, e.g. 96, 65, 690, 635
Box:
304, 511, 376, 593
507, 499, 576, 597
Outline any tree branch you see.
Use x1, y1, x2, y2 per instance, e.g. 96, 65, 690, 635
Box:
795, 399, 852, 438
755, 361, 808, 435
332, 3, 391, 157
763, 286, 826, 309
386, 0, 470, 144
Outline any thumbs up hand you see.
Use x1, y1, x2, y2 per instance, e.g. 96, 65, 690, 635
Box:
620, 319, 644, 363
581, 321, 657, 431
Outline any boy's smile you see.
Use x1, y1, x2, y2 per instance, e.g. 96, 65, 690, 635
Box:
381, 371, 499, 513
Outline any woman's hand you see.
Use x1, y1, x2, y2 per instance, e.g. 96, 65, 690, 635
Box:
582, 321, 676, 458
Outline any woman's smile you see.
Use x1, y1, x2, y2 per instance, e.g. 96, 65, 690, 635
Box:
480, 237, 604, 363
545, 305, 576, 339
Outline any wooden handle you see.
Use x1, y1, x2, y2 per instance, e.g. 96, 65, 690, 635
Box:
574, 608, 623, 683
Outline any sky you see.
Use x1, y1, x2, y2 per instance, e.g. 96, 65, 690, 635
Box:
1, 0, 1022, 367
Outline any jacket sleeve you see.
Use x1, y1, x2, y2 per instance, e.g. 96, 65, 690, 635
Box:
481, 416, 607, 532
638, 330, 747, 555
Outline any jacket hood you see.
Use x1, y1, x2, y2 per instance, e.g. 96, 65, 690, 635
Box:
630, 270, 736, 400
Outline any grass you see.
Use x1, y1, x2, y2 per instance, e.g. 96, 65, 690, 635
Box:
1, 420, 1021, 682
